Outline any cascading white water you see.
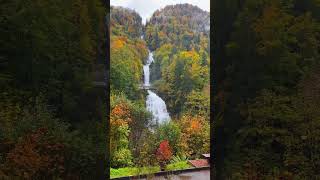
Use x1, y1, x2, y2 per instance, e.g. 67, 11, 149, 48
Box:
143, 52, 154, 86
146, 90, 170, 124
143, 51, 170, 125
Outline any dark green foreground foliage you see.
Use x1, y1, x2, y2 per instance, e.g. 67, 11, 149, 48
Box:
213, 0, 320, 178
0, 0, 107, 179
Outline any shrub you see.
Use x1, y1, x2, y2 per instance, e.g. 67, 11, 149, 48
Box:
156, 140, 172, 170
156, 121, 182, 154
179, 115, 210, 158
112, 149, 133, 168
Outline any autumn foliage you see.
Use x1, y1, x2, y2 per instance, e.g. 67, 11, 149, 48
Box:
214, 0, 320, 178
110, 103, 132, 126
109, 3, 210, 171
3, 128, 64, 179
179, 115, 210, 158
156, 140, 172, 163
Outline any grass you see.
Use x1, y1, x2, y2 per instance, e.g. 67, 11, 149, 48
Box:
110, 166, 159, 179
165, 161, 191, 171
110, 161, 192, 179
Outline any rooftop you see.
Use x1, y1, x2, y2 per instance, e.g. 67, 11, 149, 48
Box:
188, 159, 209, 168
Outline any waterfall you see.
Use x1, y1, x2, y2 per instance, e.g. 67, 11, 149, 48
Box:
143, 52, 154, 86
146, 90, 171, 124
143, 51, 170, 125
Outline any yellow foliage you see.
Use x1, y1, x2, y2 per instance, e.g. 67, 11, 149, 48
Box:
182, 50, 197, 59
111, 37, 127, 49
112, 39, 125, 49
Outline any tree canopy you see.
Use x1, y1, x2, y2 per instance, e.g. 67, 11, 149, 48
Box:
0, 0, 107, 178
213, 0, 320, 178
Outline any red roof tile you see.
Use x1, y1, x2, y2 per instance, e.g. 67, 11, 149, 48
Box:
188, 159, 209, 167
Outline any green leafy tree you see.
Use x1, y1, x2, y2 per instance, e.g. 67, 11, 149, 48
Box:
156, 121, 182, 155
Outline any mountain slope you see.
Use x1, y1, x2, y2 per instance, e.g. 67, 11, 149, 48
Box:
144, 4, 210, 118
110, 6, 143, 39
145, 3, 210, 51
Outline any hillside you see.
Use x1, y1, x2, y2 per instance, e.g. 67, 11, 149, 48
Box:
145, 4, 210, 117
110, 6, 143, 39
110, 6, 148, 99
145, 3, 210, 51
149, 4, 209, 33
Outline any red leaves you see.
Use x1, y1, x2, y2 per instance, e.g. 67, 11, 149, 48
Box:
156, 140, 172, 163
4, 128, 65, 178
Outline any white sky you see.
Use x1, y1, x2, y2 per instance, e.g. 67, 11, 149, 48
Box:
110, 0, 210, 24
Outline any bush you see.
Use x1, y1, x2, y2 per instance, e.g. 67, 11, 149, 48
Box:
156, 121, 182, 154
110, 124, 133, 168
0, 95, 106, 179
112, 149, 133, 168
156, 140, 172, 170
179, 115, 210, 158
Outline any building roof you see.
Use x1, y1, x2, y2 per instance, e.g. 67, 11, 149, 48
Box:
188, 159, 209, 167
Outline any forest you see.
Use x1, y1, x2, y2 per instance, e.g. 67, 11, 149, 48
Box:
3, 0, 319, 179
213, 0, 320, 179
0, 0, 107, 179
110, 4, 210, 178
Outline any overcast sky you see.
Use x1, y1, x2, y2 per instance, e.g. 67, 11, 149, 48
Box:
110, 0, 210, 24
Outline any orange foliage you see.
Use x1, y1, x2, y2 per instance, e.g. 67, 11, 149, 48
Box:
190, 119, 201, 131
110, 103, 132, 126
112, 36, 127, 50
179, 115, 209, 157
181, 115, 204, 134
112, 39, 125, 49
156, 140, 172, 162
4, 128, 65, 178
